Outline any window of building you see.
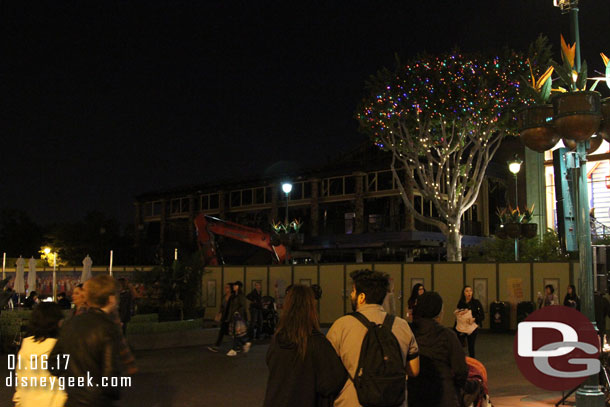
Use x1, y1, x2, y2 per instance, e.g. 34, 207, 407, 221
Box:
414, 196, 422, 214
181, 198, 190, 213
292, 182, 303, 200
153, 201, 162, 216
144, 202, 154, 217
367, 173, 377, 192
304, 182, 312, 198
265, 187, 272, 203
329, 178, 343, 196
209, 194, 219, 210
377, 170, 394, 190
200, 195, 208, 211
170, 199, 181, 214
255, 188, 265, 204
345, 176, 356, 194
230, 191, 241, 207
242, 189, 253, 205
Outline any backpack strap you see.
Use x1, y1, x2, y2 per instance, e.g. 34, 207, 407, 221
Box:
382, 313, 396, 330
349, 312, 375, 329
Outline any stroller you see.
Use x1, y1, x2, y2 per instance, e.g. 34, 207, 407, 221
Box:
261, 295, 278, 338
462, 357, 491, 407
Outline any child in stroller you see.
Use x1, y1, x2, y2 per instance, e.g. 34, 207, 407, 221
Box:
261, 295, 278, 338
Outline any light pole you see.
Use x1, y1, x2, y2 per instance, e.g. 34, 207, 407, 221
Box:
553, 1, 603, 405
508, 155, 522, 261
282, 182, 292, 226
281, 182, 292, 265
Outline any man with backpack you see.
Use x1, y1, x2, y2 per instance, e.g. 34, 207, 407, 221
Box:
326, 269, 420, 407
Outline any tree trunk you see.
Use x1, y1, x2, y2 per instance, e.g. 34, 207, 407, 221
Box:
446, 228, 463, 262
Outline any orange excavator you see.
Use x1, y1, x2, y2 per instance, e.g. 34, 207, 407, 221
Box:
194, 214, 287, 266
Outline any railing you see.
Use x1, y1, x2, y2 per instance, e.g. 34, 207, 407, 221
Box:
591, 217, 610, 241
319, 215, 482, 236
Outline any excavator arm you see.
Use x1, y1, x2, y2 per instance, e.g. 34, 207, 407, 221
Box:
194, 214, 287, 265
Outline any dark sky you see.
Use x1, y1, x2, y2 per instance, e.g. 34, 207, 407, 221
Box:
1, 1, 609, 225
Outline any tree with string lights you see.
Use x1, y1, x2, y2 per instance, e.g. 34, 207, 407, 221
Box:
357, 51, 528, 261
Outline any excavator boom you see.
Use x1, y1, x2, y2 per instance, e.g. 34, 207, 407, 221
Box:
194, 214, 287, 265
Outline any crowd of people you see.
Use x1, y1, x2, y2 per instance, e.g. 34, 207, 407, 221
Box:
11, 275, 137, 407
233, 269, 490, 407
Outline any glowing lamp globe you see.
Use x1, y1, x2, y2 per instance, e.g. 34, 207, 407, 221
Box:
282, 183, 293, 194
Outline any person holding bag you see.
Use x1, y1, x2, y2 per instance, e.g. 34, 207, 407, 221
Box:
454, 286, 484, 358
226, 281, 251, 357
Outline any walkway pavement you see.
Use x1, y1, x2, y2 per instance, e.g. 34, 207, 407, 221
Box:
0, 330, 576, 407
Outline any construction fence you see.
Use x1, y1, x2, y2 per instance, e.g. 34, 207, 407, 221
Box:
202, 262, 585, 330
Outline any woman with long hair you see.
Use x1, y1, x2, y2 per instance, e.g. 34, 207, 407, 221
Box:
264, 285, 346, 407
454, 285, 484, 358
563, 284, 581, 310
406, 283, 425, 321
13, 303, 67, 407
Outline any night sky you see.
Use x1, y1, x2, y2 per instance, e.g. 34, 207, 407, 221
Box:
1, 1, 609, 225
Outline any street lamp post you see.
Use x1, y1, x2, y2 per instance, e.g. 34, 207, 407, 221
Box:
281, 182, 292, 265
508, 155, 522, 261
282, 182, 292, 225
552, 1, 603, 405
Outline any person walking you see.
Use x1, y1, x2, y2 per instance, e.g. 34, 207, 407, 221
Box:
12, 303, 67, 407
208, 283, 233, 352
226, 281, 251, 357
326, 269, 419, 407
408, 291, 468, 407
563, 284, 581, 310
247, 281, 264, 341
50, 275, 123, 407
454, 285, 484, 358
118, 278, 136, 336
263, 285, 347, 407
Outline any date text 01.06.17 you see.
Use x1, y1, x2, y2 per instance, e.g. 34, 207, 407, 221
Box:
8, 354, 70, 371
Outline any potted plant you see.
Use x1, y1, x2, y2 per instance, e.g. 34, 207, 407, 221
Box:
520, 204, 538, 239
551, 35, 602, 142
516, 36, 559, 152
495, 208, 508, 239
592, 53, 610, 142
505, 206, 523, 239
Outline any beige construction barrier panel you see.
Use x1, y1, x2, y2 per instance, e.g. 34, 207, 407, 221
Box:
202, 262, 579, 330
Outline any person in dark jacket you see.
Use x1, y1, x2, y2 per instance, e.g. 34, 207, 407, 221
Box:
454, 285, 485, 358
23, 291, 39, 309
226, 281, 251, 356
563, 284, 581, 310
208, 283, 232, 352
407, 283, 425, 321
246, 281, 264, 340
50, 275, 123, 407
118, 278, 135, 335
57, 292, 72, 309
408, 291, 468, 407
264, 285, 347, 407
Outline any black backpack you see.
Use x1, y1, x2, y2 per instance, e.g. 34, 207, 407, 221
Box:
349, 312, 406, 407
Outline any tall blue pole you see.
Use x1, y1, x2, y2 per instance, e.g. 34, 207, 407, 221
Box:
568, 4, 605, 407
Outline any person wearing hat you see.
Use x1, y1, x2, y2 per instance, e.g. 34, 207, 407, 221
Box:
226, 281, 251, 356
407, 291, 468, 407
